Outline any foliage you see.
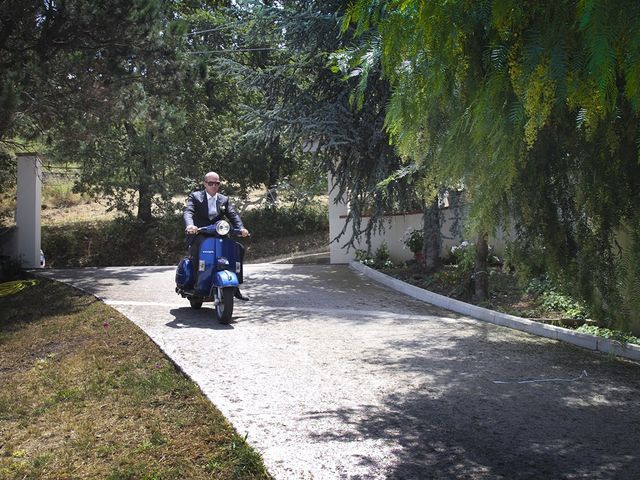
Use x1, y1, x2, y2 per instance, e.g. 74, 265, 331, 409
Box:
40, 202, 329, 267
0, 0, 166, 137
242, 204, 329, 239
356, 243, 394, 269
222, 0, 422, 249
0, 0, 190, 220
2, 2, 259, 222
342, 0, 640, 333
42, 182, 87, 210
0, 149, 15, 197
575, 325, 640, 346
445, 241, 475, 296
450, 241, 475, 273
402, 228, 423, 253
504, 238, 549, 285
617, 221, 640, 334
540, 291, 587, 321
374, 242, 392, 266
0, 255, 22, 282
525, 276, 588, 320
0, 0, 182, 188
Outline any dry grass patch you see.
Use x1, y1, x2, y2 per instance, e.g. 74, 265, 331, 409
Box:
0, 278, 272, 480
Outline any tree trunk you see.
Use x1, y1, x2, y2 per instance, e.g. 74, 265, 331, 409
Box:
266, 138, 283, 206
137, 155, 153, 222
137, 182, 153, 221
123, 121, 154, 222
474, 231, 489, 301
423, 194, 441, 272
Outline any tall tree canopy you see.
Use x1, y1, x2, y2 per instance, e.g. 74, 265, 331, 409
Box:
0, 0, 174, 145
0, 0, 189, 219
344, 0, 640, 331
1, 0, 251, 220
214, 0, 421, 244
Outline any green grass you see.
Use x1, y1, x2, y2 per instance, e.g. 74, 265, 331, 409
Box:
0, 277, 272, 480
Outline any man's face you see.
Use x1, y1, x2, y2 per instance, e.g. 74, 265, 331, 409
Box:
204, 173, 220, 196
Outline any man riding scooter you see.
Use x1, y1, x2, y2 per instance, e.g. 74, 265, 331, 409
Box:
183, 171, 250, 301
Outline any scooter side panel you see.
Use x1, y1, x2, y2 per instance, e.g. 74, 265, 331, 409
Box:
175, 257, 194, 288
194, 237, 219, 296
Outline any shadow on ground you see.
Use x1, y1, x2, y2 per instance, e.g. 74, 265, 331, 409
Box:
308, 322, 640, 479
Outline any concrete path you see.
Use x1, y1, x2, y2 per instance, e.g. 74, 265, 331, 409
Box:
39, 264, 640, 479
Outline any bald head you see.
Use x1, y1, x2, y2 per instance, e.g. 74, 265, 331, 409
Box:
203, 172, 221, 194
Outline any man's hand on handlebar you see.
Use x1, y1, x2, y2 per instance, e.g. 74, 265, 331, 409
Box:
185, 225, 249, 237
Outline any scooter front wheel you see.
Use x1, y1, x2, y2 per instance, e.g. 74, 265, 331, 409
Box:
214, 287, 234, 323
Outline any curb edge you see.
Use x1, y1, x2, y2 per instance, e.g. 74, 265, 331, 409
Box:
350, 261, 640, 363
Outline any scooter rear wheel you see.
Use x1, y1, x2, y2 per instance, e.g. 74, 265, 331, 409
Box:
215, 287, 234, 323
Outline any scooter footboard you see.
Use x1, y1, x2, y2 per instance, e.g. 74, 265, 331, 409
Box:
215, 270, 239, 287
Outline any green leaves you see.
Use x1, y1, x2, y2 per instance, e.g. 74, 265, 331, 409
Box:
343, 0, 640, 334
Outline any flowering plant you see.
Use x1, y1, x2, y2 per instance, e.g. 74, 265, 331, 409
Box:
403, 228, 424, 253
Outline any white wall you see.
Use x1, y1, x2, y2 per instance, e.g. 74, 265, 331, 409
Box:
328, 173, 509, 264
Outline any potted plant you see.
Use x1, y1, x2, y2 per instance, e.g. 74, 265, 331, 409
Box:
403, 228, 424, 264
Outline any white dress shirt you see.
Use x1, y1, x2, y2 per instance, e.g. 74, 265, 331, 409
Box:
206, 192, 218, 220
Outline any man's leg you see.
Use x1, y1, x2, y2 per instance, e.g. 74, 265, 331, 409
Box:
188, 235, 203, 276
234, 242, 249, 300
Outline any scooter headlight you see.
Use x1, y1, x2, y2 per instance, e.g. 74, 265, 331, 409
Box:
214, 220, 231, 236
216, 257, 230, 270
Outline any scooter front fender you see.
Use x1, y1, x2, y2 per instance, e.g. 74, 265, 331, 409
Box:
215, 270, 239, 287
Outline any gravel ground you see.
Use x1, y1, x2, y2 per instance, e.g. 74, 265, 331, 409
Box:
39, 264, 640, 479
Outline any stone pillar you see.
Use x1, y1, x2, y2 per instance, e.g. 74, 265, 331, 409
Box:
328, 172, 351, 264
16, 153, 42, 268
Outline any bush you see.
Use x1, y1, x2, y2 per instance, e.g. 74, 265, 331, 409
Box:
450, 241, 475, 274
402, 228, 423, 253
41, 204, 330, 267
242, 204, 328, 239
42, 216, 186, 267
576, 325, 640, 345
524, 276, 588, 319
503, 237, 548, 284
356, 243, 394, 269
43, 182, 86, 209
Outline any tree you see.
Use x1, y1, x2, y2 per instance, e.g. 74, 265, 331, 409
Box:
216, 0, 422, 248
3, 1, 255, 221
0, 0, 174, 145
344, 0, 640, 329
0, 0, 192, 219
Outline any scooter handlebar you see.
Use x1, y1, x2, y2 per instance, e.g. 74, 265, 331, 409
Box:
191, 225, 249, 237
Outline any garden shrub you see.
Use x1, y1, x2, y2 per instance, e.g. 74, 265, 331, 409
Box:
242, 204, 328, 239
41, 204, 329, 267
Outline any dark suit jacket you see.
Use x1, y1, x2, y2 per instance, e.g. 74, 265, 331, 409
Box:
183, 191, 245, 230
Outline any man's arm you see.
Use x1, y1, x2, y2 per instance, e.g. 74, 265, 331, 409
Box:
183, 193, 198, 233
222, 198, 250, 237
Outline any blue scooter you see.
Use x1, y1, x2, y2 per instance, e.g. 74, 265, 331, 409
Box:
175, 220, 243, 323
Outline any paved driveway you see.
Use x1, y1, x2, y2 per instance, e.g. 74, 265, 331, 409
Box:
40, 264, 640, 479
